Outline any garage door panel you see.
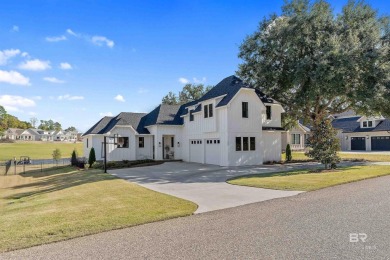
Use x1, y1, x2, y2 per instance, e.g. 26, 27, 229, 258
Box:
351, 137, 366, 151
189, 140, 203, 163
371, 136, 390, 151
205, 139, 220, 165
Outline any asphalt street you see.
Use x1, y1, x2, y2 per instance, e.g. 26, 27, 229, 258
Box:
2, 173, 390, 259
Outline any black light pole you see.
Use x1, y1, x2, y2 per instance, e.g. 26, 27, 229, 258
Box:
104, 136, 107, 173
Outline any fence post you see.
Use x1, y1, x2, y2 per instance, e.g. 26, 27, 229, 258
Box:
41, 162, 43, 172
23, 163, 25, 174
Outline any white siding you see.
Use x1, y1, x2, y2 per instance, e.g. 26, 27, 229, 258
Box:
262, 104, 283, 128
262, 131, 282, 162
107, 127, 136, 161
136, 135, 154, 160
226, 88, 264, 166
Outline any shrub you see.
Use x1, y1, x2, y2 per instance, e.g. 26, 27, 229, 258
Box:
71, 149, 77, 166
286, 144, 292, 161
88, 147, 96, 167
52, 148, 61, 165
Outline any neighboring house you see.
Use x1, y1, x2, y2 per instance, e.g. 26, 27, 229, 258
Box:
82, 75, 285, 166
332, 115, 390, 151
1, 128, 80, 142
281, 121, 311, 151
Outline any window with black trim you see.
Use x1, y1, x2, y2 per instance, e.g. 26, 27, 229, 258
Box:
236, 137, 241, 151
204, 105, 209, 118
171, 137, 174, 147
139, 137, 144, 148
117, 137, 129, 148
243, 137, 249, 151
190, 110, 194, 121
242, 102, 248, 118
250, 137, 255, 150
266, 106, 272, 120
87, 138, 89, 148
208, 104, 213, 117
291, 134, 300, 145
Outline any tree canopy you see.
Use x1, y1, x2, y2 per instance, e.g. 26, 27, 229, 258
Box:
238, 0, 389, 126
162, 84, 213, 105
0, 105, 32, 133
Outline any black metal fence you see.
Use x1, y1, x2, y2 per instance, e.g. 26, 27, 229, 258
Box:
0, 158, 71, 175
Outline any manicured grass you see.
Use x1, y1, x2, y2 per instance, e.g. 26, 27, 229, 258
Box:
0, 141, 83, 161
282, 151, 390, 162
228, 165, 390, 191
0, 167, 197, 252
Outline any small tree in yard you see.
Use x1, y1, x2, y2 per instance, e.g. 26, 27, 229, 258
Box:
71, 149, 77, 166
88, 147, 96, 167
52, 148, 61, 166
286, 144, 292, 162
306, 117, 340, 169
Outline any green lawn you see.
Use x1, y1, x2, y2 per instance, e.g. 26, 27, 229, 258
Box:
0, 167, 197, 252
228, 165, 390, 191
0, 141, 83, 161
282, 151, 390, 162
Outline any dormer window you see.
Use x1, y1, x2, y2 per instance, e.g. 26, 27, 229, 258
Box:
266, 106, 272, 120
362, 120, 373, 128
204, 104, 213, 118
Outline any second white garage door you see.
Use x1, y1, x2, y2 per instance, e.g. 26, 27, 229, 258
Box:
189, 140, 203, 163
205, 139, 220, 165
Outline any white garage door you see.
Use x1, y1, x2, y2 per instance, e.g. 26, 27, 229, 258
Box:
189, 139, 203, 163
205, 139, 220, 165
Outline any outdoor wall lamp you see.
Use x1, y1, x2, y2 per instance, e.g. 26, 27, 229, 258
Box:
345, 136, 348, 140
177, 142, 180, 147
159, 142, 162, 147
366, 136, 369, 139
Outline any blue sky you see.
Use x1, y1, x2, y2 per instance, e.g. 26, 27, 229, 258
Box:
0, 0, 388, 131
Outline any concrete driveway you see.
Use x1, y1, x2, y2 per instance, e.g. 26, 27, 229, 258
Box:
110, 161, 307, 213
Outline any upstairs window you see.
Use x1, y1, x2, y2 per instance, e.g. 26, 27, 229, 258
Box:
204, 104, 213, 118
139, 137, 144, 148
242, 102, 248, 118
190, 110, 194, 121
362, 121, 373, 128
266, 106, 272, 120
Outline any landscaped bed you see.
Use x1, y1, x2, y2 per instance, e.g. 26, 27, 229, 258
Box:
228, 165, 390, 191
0, 166, 197, 252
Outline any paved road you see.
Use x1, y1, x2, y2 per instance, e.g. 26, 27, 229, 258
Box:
109, 162, 317, 213
3, 173, 390, 259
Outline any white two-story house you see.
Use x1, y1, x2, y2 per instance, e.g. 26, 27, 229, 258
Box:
82, 75, 285, 166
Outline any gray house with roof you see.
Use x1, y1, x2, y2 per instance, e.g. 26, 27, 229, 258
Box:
332, 115, 390, 151
82, 75, 285, 166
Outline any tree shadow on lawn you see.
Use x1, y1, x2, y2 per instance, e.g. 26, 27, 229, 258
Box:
227, 165, 361, 182
3, 167, 115, 200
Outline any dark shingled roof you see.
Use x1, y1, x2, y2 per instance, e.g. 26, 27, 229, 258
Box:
104, 112, 149, 134
144, 104, 183, 126
332, 116, 390, 133
331, 116, 361, 132
181, 75, 278, 116
82, 116, 114, 136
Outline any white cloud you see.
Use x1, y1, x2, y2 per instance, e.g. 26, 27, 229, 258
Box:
99, 112, 113, 117
66, 29, 78, 37
58, 94, 84, 101
114, 94, 125, 102
43, 77, 65, 84
137, 88, 149, 94
0, 70, 30, 85
21, 52, 29, 57
91, 36, 114, 48
31, 96, 42, 100
19, 59, 51, 71
193, 77, 207, 84
59, 62, 72, 70
178, 77, 190, 84
0, 95, 36, 112
11, 25, 19, 32
45, 35, 67, 42
0, 49, 21, 65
